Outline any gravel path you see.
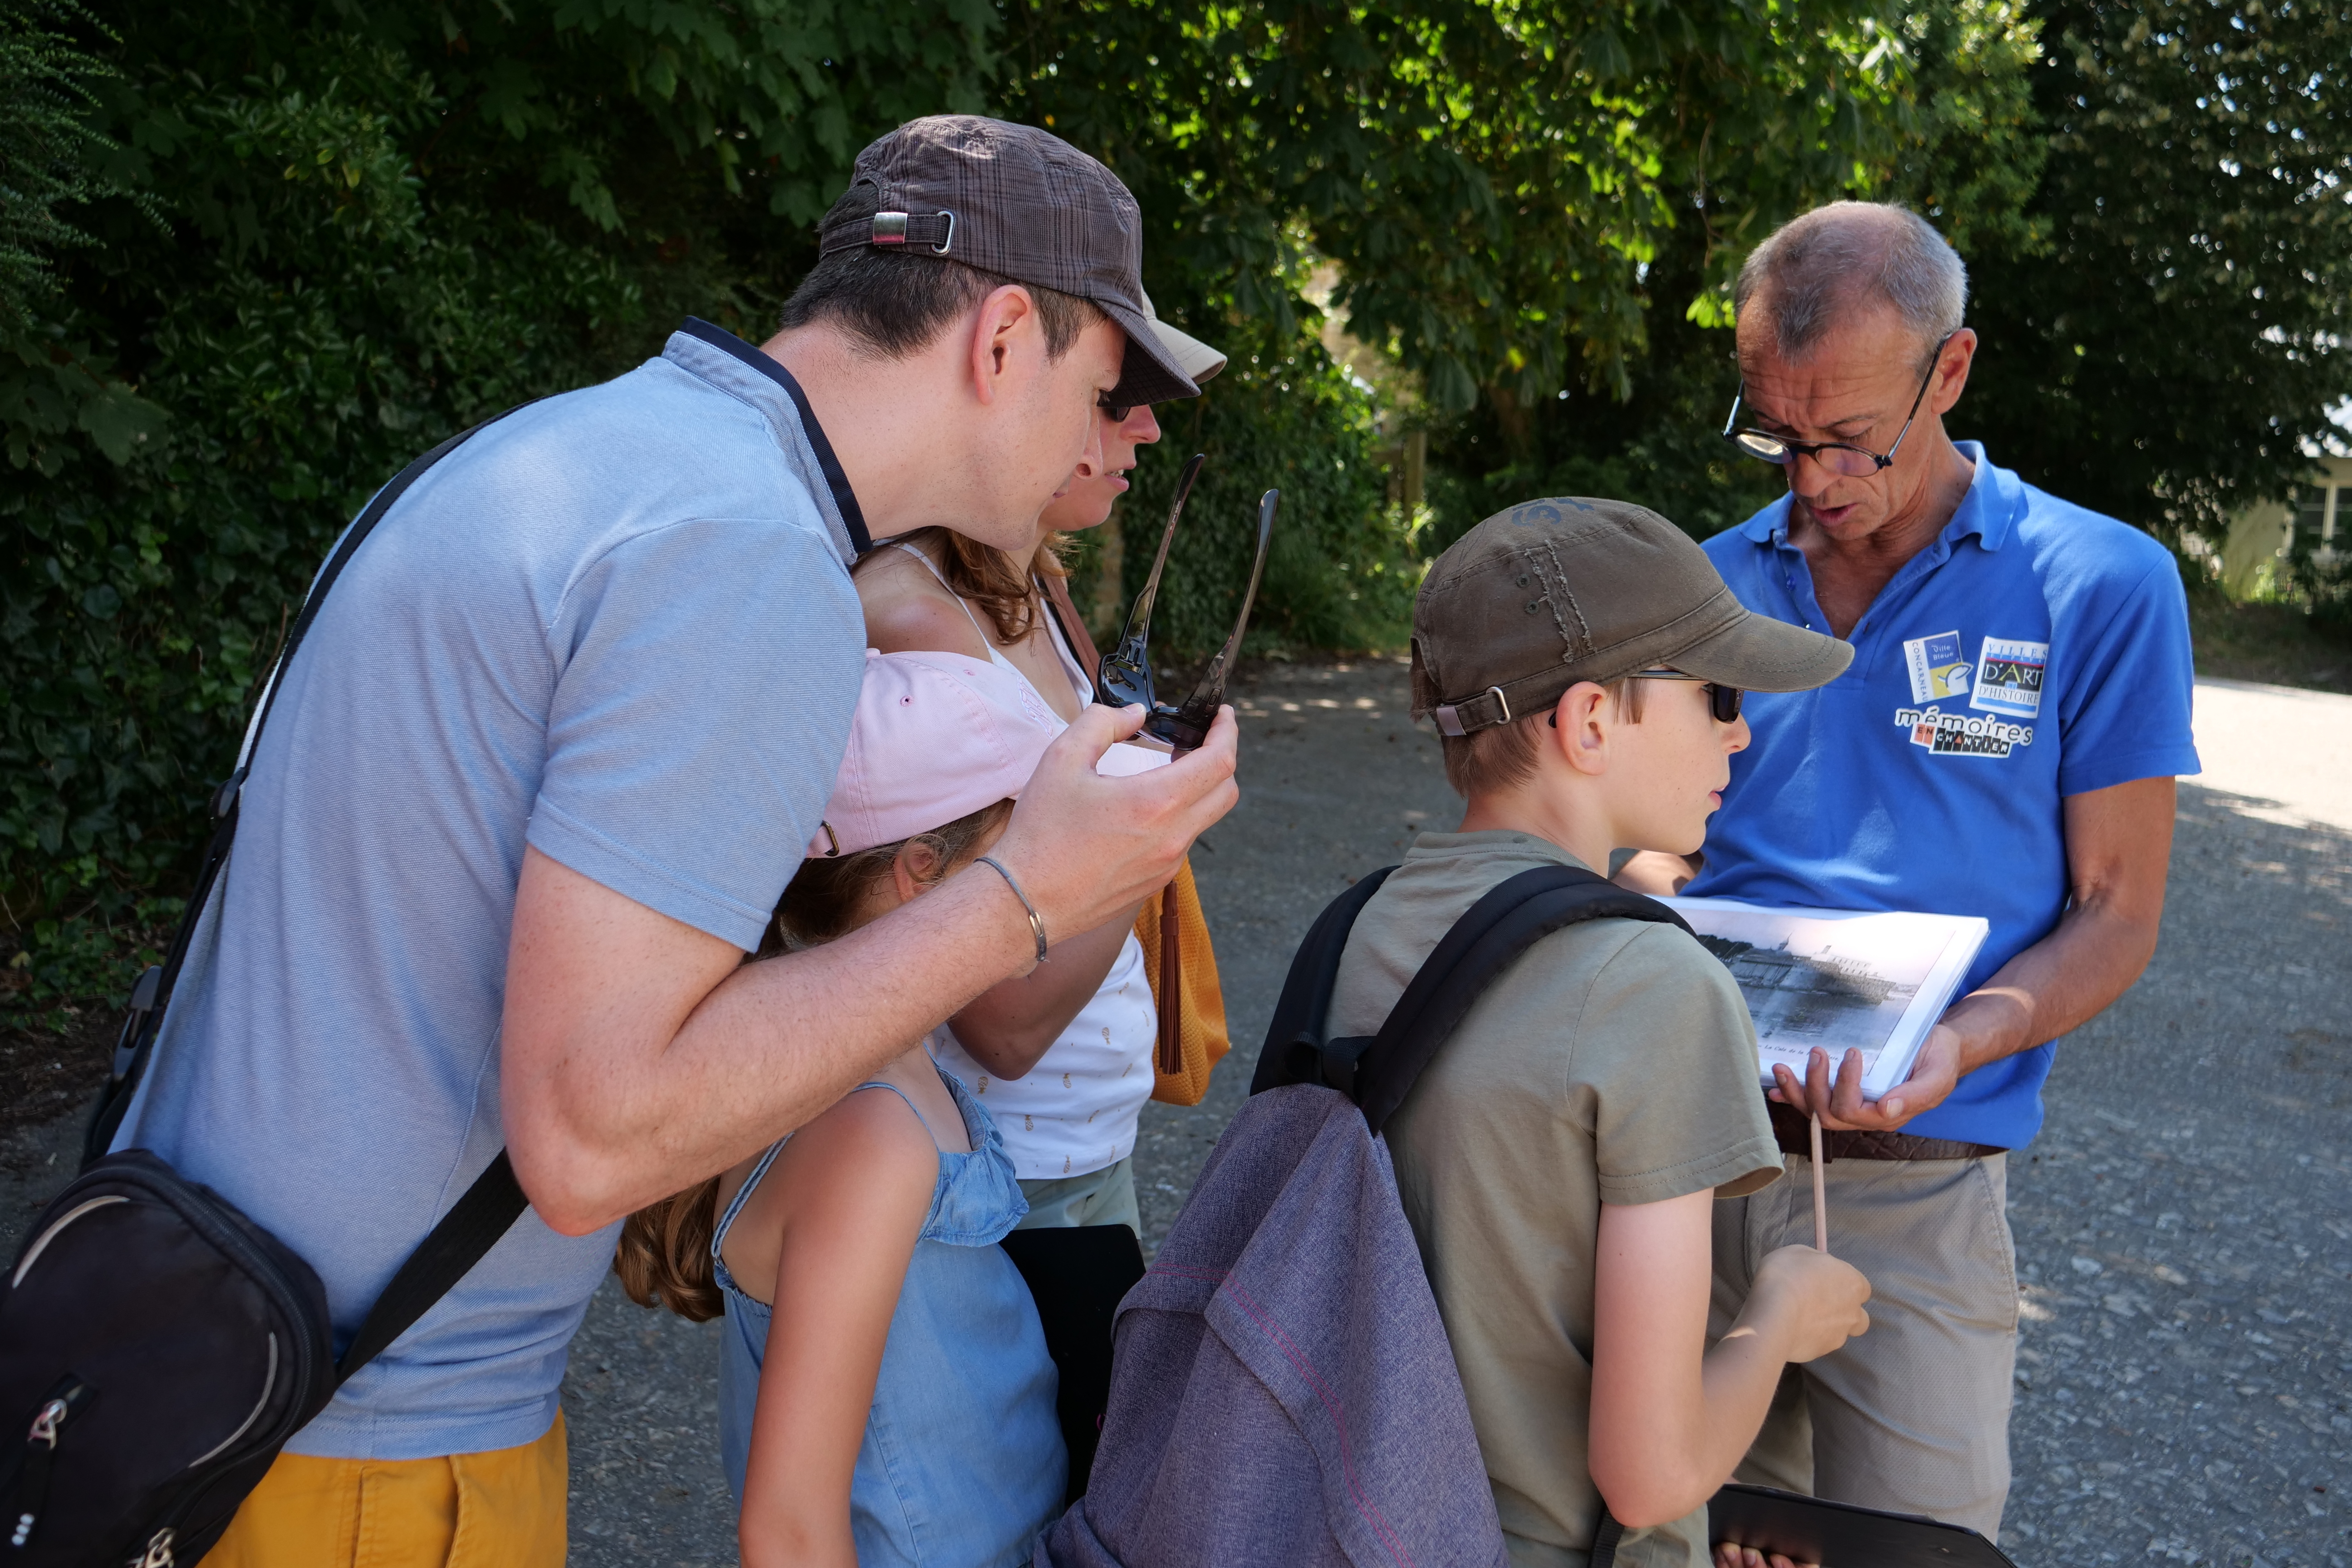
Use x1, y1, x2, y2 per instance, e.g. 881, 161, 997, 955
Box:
4, 662, 2344, 1568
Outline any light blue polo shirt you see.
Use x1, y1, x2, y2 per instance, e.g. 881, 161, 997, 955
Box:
117, 321, 870, 1459
1687, 443, 2198, 1149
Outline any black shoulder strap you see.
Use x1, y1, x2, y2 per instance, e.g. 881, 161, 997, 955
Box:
1251, 864, 1691, 1137
335, 1150, 527, 1384
83, 405, 538, 1383
1248, 867, 1397, 1098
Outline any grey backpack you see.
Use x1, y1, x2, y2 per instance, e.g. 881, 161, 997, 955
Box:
1040, 865, 1687, 1568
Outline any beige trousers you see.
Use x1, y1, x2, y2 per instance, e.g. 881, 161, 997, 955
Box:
1710, 1152, 2019, 1539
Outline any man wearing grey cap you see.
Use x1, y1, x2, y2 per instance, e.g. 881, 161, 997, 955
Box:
1325, 499, 1873, 1568
130, 116, 1235, 1559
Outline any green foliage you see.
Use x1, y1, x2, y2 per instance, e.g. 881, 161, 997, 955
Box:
1072, 320, 1418, 659
10, 0, 2346, 1011
0, 0, 131, 332
1959, 0, 2352, 547
1, 0, 995, 950
1418, 0, 2051, 549
0, 896, 173, 1030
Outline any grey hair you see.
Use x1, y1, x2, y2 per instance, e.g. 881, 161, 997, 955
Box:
1734, 202, 1967, 367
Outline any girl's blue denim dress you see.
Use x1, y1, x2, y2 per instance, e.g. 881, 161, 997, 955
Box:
714, 1067, 1068, 1567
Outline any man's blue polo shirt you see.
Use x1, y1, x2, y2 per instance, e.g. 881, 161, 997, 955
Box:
1687, 443, 2198, 1149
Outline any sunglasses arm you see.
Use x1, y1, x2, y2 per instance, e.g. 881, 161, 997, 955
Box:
1096, 452, 1206, 709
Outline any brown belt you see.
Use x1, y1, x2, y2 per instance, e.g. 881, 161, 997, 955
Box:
1768, 1100, 2004, 1163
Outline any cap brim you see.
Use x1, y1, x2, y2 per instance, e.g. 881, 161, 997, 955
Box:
1667, 605, 1853, 693
1098, 297, 1200, 407
1150, 316, 1225, 386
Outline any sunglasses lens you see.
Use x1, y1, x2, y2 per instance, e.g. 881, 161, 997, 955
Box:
1101, 667, 1151, 709
1712, 685, 1744, 723
1098, 396, 1134, 421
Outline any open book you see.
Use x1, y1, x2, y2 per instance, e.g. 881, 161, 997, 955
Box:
1660, 897, 1989, 1099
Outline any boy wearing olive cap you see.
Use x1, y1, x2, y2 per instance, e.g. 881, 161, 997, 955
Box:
1326, 498, 1874, 1567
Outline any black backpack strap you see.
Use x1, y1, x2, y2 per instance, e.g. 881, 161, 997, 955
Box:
1589, 1506, 1626, 1567
1352, 865, 1691, 1135
87, 410, 530, 1166
335, 1150, 530, 1384
1248, 867, 1398, 1098
1252, 863, 1691, 1137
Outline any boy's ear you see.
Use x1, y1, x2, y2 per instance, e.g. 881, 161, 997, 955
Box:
1550, 682, 1613, 778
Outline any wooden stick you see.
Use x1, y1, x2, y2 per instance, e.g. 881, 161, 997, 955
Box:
1810, 1113, 1829, 1254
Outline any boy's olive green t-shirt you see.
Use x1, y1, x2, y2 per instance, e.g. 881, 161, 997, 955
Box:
1329, 830, 1782, 1568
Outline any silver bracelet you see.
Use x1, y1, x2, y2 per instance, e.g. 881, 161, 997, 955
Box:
975, 856, 1050, 965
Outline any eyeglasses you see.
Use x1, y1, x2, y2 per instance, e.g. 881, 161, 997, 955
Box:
1635, 669, 1744, 724
1097, 392, 1136, 423
1095, 451, 1280, 755
1720, 333, 1955, 478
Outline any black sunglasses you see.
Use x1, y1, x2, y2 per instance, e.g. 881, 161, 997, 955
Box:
1549, 669, 1744, 726
1639, 669, 1744, 723
1097, 391, 1136, 423
1095, 452, 1279, 755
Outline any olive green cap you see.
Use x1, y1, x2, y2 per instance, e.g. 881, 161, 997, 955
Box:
1411, 497, 1852, 736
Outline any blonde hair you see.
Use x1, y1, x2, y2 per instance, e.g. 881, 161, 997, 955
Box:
612, 798, 1017, 1321
1440, 678, 1645, 798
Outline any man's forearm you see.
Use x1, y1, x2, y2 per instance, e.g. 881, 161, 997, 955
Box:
1942, 896, 2162, 1073
504, 852, 1038, 1235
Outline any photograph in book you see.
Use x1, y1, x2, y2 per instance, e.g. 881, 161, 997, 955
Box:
1659, 897, 1989, 1099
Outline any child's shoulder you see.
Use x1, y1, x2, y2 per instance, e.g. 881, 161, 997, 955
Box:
794, 1079, 949, 1174
855, 548, 992, 659
1551, 917, 1745, 1029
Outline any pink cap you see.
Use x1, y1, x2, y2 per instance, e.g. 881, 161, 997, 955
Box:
809, 651, 1066, 859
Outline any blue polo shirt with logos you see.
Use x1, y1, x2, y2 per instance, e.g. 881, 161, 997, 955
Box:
1687, 443, 2198, 1149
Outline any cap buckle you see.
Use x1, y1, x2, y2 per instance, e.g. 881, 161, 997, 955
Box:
1432, 685, 1510, 738
869, 210, 955, 255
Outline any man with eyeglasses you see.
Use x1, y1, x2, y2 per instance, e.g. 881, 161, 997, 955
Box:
1620, 201, 2198, 1545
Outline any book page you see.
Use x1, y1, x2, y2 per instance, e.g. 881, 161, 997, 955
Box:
1661, 899, 1989, 1096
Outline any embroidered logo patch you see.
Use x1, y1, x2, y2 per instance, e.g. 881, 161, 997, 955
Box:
1903, 630, 1972, 702
1970, 637, 2048, 717
1895, 705, 2034, 760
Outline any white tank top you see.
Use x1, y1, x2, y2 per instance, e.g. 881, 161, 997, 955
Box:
895, 545, 1160, 1180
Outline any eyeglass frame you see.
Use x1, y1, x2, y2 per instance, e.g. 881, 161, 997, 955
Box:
1548, 669, 1743, 726
1719, 332, 1957, 478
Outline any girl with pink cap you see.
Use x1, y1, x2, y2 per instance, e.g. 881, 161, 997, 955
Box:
853, 297, 1226, 1234
617, 650, 1073, 1568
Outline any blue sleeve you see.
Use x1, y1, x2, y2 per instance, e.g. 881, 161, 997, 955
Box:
2054, 556, 2201, 797
527, 515, 866, 950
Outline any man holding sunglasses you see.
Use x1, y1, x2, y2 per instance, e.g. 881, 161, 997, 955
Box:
127, 116, 1240, 1563
1621, 202, 2198, 1544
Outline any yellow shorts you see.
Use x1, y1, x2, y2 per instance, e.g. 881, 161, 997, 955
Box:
203, 1411, 565, 1568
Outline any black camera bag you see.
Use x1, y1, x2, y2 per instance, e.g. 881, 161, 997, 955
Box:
0, 414, 531, 1567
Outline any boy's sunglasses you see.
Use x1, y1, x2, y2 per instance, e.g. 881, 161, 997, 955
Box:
1096, 452, 1280, 755
1638, 669, 1745, 723
1544, 669, 1745, 726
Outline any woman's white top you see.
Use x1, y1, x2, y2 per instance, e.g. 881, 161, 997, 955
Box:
897, 547, 1161, 1181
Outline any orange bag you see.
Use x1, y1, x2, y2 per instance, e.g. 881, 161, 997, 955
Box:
1134, 858, 1230, 1106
